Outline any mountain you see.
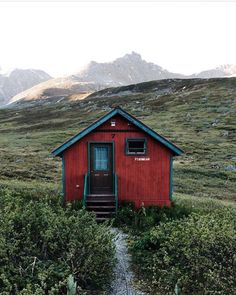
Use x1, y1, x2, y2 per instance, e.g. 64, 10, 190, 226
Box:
192, 64, 236, 79
73, 51, 185, 86
0, 68, 51, 106
6, 52, 236, 106
8, 76, 104, 106
9, 52, 186, 106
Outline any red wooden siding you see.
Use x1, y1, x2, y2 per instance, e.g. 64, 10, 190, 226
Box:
64, 115, 172, 208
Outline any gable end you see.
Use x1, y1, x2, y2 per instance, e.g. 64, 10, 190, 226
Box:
52, 107, 184, 157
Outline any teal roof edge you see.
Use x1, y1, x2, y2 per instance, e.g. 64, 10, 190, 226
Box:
52, 107, 184, 157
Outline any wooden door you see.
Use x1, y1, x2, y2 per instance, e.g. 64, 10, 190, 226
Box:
90, 143, 113, 194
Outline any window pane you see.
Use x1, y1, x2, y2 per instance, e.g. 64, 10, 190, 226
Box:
127, 139, 146, 154
94, 147, 109, 170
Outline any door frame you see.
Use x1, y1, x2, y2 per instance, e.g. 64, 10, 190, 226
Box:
87, 141, 115, 194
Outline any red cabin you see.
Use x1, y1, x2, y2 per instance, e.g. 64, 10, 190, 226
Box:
52, 107, 183, 219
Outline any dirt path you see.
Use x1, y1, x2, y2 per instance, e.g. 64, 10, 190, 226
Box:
109, 228, 146, 295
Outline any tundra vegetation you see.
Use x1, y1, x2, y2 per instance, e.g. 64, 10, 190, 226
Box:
115, 196, 236, 294
0, 187, 115, 294
0, 78, 235, 294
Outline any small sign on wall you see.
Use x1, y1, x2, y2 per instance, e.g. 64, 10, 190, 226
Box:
135, 157, 150, 161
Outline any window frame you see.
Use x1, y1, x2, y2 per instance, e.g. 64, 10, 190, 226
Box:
125, 138, 147, 156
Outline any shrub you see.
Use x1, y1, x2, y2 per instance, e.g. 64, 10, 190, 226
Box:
114, 201, 191, 232
113, 201, 136, 228
0, 189, 115, 294
131, 210, 236, 294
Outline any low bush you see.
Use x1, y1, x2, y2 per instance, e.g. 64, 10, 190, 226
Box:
0, 184, 61, 209
0, 189, 115, 294
131, 210, 236, 294
114, 201, 191, 232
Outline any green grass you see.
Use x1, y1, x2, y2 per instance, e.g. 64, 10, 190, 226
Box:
174, 192, 236, 212
0, 77, 235, 201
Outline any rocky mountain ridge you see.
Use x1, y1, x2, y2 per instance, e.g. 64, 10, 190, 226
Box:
3, 52, 236, 106
192, 64, 236, 78
73, 52, 185, 86
0, 68, 51, 106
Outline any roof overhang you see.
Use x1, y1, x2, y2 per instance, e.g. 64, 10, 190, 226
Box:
52, 107, 184, 157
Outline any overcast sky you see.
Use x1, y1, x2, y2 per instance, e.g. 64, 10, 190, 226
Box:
0, 2, 236, 77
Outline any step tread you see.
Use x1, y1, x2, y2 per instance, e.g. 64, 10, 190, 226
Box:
93, 211, 115, 215
87, 197, 115, 199
88, 194, 115, 197
87, 199, 115, 203
96, 217, 110, 221
87, 206, 116, 209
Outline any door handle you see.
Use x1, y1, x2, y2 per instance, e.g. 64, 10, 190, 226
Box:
104, 174, 109, 176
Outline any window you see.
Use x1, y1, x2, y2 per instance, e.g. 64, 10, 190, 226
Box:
94, 146, 109, 170
126, 138, 147, 155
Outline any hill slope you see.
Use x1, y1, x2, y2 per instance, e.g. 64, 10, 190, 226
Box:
0, 68, 51, 106
0, 78, 235, 201
8, 52, 236, 106
9, 52, 185, 105
9, 77, 104, 106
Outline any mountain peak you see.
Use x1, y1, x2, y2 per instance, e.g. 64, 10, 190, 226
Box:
0, 68, 52, 106
74, 52, 184, 86
4, 52, 236, 107
122, 51, 142, 61
217, 64, 236, 75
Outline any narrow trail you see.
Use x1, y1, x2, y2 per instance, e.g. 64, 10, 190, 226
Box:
109, 228, 146, 295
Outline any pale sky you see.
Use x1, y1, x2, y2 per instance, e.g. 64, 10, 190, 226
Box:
0, 1, 236, 77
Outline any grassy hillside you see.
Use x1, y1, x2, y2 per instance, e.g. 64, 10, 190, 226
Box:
0, 78, 235, 201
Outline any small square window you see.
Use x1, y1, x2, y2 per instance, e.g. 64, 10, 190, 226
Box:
126, 138, 147, 155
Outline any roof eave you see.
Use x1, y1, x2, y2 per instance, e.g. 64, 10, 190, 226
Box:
116, 108, 184, 156
52, 108, 119, 157
52, 107, 184, 157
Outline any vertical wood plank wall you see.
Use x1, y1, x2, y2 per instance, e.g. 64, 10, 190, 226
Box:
64, 115, 172, 207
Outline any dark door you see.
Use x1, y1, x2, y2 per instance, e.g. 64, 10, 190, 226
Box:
90, 143, 113, 194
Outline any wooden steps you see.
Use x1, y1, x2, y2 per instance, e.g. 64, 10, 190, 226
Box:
87, 205, 115, 209
86, 194, 116, 221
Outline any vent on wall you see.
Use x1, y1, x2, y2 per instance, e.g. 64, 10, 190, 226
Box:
111, 120, 116, 127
